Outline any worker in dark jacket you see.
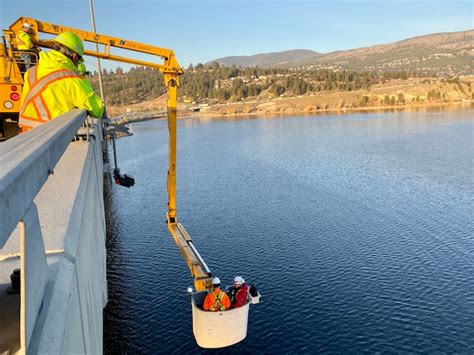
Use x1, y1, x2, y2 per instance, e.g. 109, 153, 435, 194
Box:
203, 277, 231, 311
229, 276, 248, 309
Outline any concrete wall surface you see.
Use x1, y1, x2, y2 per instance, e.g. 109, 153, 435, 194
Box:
0, 113, 107, 354
29, 126, 107, 354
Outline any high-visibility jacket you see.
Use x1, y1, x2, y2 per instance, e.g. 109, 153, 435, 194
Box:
17, 30, 34, 51
203, 288, 231, 311
19, 50, 104, 132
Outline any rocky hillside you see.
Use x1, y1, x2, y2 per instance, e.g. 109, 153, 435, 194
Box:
209, 49, 320, 67
209, 30, 474, 76
107, 75, 474, 118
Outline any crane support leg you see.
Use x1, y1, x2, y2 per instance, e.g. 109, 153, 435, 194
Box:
166, 75, 178, 223
164, 74, 212, 291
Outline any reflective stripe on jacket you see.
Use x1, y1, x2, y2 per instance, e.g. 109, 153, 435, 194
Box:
17, 30, 34, 51
19, 50, 104, 132
203, 289, 231, 311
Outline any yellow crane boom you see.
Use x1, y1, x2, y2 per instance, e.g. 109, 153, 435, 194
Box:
7, 17, 183, 74
3, 17, 212, 291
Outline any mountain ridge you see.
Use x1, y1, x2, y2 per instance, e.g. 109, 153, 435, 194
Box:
208, 29, 474, 75
210, 49, 321, 67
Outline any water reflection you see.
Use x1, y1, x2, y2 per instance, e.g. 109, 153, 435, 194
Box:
122, 104, 473, 134
105, 108, 474, 353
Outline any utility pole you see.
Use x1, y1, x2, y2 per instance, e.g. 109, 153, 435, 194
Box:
89, 0, 105, 101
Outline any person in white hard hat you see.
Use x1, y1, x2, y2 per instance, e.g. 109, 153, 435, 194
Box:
229, 276, 248, 309
203, 277, 231, 311
17, 22, 37, 72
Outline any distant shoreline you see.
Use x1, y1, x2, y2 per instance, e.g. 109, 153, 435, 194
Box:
117, 101, 473, 126
181, 101, 473, 118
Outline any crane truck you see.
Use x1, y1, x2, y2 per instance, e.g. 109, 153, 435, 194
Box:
1, 17, 260, 348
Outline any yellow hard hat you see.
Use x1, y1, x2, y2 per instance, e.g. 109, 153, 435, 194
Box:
77, 62, 87, 75
54, 32, 84, 57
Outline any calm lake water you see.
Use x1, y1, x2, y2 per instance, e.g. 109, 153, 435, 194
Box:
104, 107, 474, 353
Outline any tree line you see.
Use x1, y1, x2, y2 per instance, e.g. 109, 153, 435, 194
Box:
89, 63, 436, 106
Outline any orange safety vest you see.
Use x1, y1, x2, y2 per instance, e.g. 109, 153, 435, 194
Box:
206, 289, 231, 311
19, 65, 79, 131
211, 291, 225, 311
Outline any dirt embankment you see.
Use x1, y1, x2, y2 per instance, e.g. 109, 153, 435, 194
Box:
107, 77, 474, 121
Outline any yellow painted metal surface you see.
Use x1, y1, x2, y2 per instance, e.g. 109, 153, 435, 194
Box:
8, 17, 183, 75
165, 75, 178, 222
166, 223, 212, 291
0, 38, 24, 90
2, 17, 212, 291
164, 76, 213, 290
2, 16, 182, 125
0, 39, 23, 139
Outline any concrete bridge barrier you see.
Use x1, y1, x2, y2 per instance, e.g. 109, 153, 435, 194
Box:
0, 109, 108, 354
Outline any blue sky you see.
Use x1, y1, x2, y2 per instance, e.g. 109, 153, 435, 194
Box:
1, 0, 472, 70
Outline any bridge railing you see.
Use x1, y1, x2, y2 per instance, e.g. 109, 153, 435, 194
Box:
0, 109, 89, 351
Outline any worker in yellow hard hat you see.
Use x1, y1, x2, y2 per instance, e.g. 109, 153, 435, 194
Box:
17, 22, 37, 72
19, 31, 104, 133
